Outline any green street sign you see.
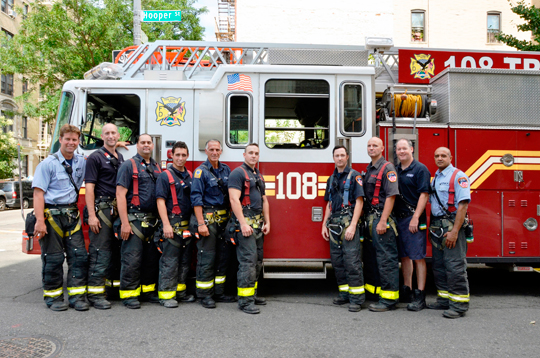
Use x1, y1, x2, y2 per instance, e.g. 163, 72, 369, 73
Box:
141, 10, 181, 22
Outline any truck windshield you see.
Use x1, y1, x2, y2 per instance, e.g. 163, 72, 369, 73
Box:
50, 92, 75, 153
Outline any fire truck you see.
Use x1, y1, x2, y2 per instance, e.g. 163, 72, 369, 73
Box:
22, 39, 540, 276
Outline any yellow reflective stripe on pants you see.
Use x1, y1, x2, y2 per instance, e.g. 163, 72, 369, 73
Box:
158, 291, 176, 300
438, 290, 449, 298
379, 290, 399, 300
255, 281, 258, 290
349, 286, 365, 295
215, 276, 226, 285
449, 293, 470, 302
238, 287, 255, 297
43, 287, 63, 298
196, 280, 214, 289
87, 286, 105, 294
67, 286, 87, 296
119, 287, 141, 299
106, 279, 120, 287
177, 283, 187, 292
365, 284, 381, 294
142, 284, 156, 293
338, 284, 349, 292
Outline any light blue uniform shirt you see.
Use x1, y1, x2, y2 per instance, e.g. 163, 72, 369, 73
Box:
32, 150, 85, 205
430, 164, 471, 217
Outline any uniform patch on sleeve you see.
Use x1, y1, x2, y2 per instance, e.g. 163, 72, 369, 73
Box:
458, 177, 469, 188
355, 175, 363, 186
194, 169, 202, 178
387, 171, 397, 183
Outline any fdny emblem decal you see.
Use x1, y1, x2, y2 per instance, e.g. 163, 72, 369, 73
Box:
387, 171, 397, 183
458, 177, 469, 188
194, 169, 202, 179
410, 54, 435, 80
355, 176, 363, 186
156, 96, 186, 127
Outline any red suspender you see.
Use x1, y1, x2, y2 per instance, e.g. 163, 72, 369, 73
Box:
447, 169, 460, 212
240, 167, 251, 206
165, 170, 182, 215
371, 162, 390, 206
130, 159, 140, 206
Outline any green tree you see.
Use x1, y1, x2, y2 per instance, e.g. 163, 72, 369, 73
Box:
0, 116, 18, 179
497, 1, 540, 51
0, 0, 207, 122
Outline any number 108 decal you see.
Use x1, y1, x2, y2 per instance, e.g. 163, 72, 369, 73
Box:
264, 172, 326, 200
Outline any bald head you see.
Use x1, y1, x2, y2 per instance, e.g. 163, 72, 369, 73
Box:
101, 123, 120, 150
434, 147, 452, 170
367, 137, 384, 161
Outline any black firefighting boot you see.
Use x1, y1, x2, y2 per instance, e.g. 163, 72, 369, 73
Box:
401, 285, 413, 303
407, 289, 426, 312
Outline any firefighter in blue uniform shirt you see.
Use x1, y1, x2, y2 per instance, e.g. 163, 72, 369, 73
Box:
394, 138, 431, 311
364, 137, 400, 312
155, 141, 196, 308
84, 123, 125, 309
191, 139, 235, 308
229, 143, 271, 314
116, 134, 162, 309
32, 124, 88, 311
321, 145, 365, 312
427, 147, 471, 318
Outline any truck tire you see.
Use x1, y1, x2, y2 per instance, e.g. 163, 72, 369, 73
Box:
0, 198, 5, 211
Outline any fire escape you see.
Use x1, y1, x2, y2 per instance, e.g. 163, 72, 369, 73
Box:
214, 0, 235, 42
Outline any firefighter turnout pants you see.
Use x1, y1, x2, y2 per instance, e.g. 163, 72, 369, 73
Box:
195, 220, 232, 298
430, 217, 470, 313
157, 217, 194, 301
119, 214, 161, 301
329, 218, 365, 305
40, 205, 88, 306
236, 228, 264, 307
367, 212, 400, 306
87, 201, 119, 302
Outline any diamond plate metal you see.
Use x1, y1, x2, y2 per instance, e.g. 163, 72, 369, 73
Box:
431, 68, 540, 125
268, 49, 369, 66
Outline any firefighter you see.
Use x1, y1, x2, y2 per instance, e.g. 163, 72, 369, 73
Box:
155, 141, 196, 308
364, 137, 400, 312
191, 139, 235, 308
116, 134, 162, 309
427, 147, 471, 319
32, 124, 88, 311
84, 123, 125, 309
394, 138, 430, 311
321, 145, 365, 312
229, 143, 271, 314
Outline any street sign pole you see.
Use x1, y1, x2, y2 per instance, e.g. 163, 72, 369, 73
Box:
133, 0, 141, 45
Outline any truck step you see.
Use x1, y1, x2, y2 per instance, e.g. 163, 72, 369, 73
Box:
262, 261, 328, 279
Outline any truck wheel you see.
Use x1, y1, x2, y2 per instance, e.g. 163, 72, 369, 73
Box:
0, 198, 5, 211
23, 198, 29, 209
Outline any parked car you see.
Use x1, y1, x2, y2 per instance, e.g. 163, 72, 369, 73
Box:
0, 180, 33, 210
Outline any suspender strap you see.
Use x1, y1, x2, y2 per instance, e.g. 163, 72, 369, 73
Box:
52, 153, 80, 203
342, 171, 354, 207
240, 167, 251, 207
130, 159, 140, 207
371, 162, 390, 206
165, 169, 182, 215
447, 169, 460, 213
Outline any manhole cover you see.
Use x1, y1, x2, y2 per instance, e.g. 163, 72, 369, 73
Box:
0, 335, 63, 358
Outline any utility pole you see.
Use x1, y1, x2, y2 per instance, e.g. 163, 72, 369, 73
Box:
133, 0, 141, 45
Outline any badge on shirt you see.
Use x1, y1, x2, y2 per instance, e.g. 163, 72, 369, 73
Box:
387, 171, 397, 183
194, 169, 202, 178
355, 176, 362, 186
458, 177, 469, 188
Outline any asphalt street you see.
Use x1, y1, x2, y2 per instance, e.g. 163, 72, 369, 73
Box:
1, 208, 540, 357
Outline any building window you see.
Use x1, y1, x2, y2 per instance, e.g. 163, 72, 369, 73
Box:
2, 28, 14, 40
1, 0, 6, 13
22, 79, 28, 94
411, 10, 425, 42
23, 4, 28, 19
1, 74, 14, 96
22, 117, 28, 138
487, 12, 501, 43
1, 111, 14, 133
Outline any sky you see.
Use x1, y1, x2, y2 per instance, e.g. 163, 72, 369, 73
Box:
195, 0, 218, 41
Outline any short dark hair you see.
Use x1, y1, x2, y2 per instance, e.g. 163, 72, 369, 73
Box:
137, 133, 153, 143
333, 145, 348, 156
172, 141, 189, 155
244, 143, 259, 152
59, 124, 81, 138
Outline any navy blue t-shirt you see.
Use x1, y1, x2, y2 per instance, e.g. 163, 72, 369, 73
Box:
116, 153, 160, 213
228, 163, 266, 212
394, 159, 431, 215
156, 166, 192, 216
324, 166, 364, 214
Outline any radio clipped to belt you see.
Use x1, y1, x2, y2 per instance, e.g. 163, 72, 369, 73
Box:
44, 206, 81, 238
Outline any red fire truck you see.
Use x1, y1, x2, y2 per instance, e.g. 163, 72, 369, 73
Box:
22, 40, 540, 276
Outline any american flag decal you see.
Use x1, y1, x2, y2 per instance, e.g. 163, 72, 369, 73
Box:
227, 74, 253, 92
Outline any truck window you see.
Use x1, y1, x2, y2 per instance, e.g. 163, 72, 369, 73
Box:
227, 93, 251, 147
264, 79, 329, 149
341, 83, 364, 135
80, 93, 140, 149
50, 91, 74, 153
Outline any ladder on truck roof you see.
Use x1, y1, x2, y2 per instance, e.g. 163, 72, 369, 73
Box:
116, 40, 373, 80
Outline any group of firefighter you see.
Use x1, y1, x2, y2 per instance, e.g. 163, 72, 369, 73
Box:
31, 122, 470, 318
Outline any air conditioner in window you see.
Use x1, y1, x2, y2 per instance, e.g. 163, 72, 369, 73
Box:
8, 9, 17, 18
